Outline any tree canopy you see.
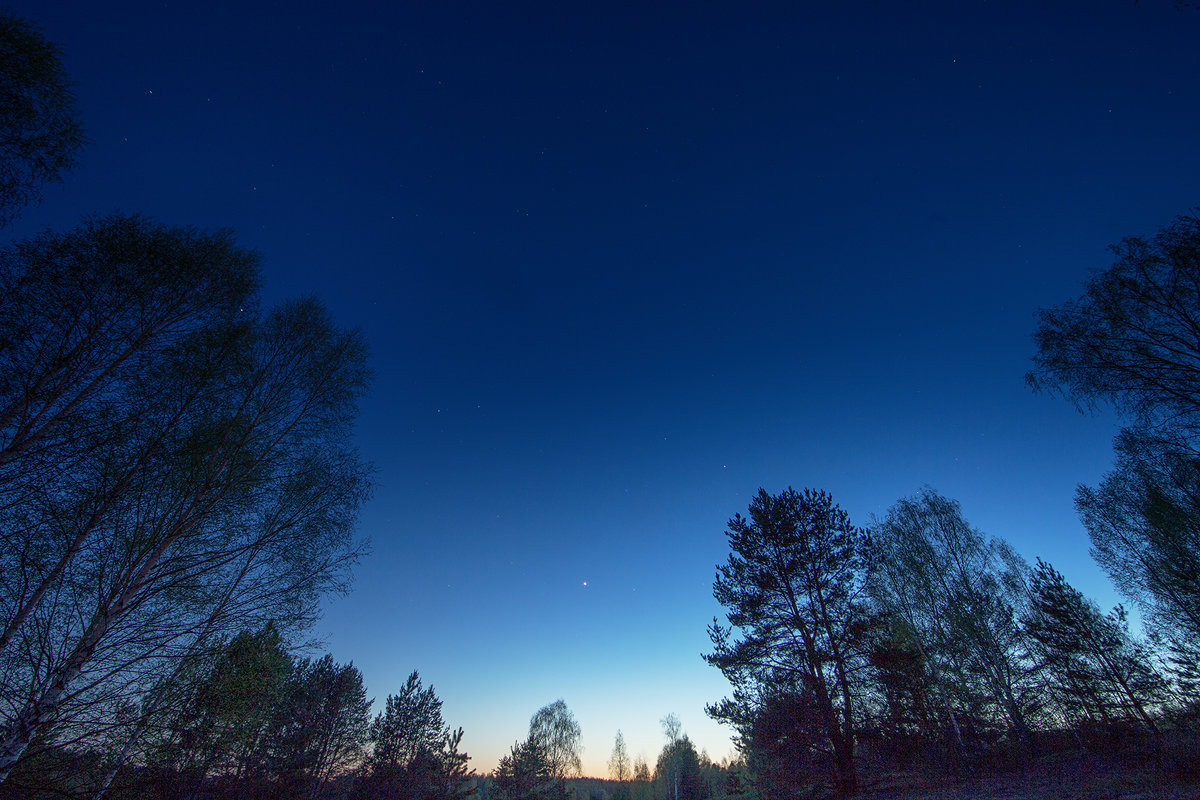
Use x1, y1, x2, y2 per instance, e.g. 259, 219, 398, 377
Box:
1029, 211, 1200, 445
706, 488, 872, 799
0, 12, 85, 225
527, 700, 582, 781
1030, 209, 1200, 697
0, 216, 371, 782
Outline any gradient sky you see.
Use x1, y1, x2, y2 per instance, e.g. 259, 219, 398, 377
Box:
8, 0, 1200, 777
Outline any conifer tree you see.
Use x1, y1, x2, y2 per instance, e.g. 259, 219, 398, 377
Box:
358, 672, 472, 800
494, 737, 565, 800
1023, 559, 1166, 733
706, 488, 873, 799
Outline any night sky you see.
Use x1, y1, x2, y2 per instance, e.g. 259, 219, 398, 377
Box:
9, 0, 1200, 776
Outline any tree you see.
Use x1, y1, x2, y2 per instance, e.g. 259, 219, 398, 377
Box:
359, 671, 471, 800
122, 637, 372, 800
0, 12, 85, 225
706, 488, 873, 799
0, 216, 371, 783
141, 625, 292, 797
1029, 211, 1200, 693
631, 756, 652, 800
660, 714, 681, 746
866, 489, 1038, 752
1022, 559, 1166, 734
654, 735, 702, 800
738, 689, 828, 800
1077, 430, 1200, 674
266, 654, 372, 798
659, 715, 682, 800
493, 738, 565, 800
368, 672, 446, 774
189, 626, 292, 781
433, 727, 474, 800
865, 615, 940, 759
609, 729, 630, 782
1028, 212, 1200, 447
527, 700, 582, 781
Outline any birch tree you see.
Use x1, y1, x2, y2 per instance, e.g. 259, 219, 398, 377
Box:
528, 700, 582, 781
608, 729, 630, 782
0, 215, 370, 782
867, 489, 1037, 749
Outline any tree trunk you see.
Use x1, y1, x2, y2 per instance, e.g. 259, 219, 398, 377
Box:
91, 716, 147, 800
831, 731, 857, 798
0, 609, 112, 782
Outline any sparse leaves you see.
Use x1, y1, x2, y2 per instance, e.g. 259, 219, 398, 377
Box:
0, 12, 85, 225
527, 700, 582, 780
608, 729, 629, 782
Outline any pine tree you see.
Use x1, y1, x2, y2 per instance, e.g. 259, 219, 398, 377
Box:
706, 488, 873, 799
494, 738, 565, 800
1023, 559, 1166, 734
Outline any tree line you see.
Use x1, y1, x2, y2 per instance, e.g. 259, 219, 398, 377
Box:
705, 211, 1200, 798
3, 646, 742, 800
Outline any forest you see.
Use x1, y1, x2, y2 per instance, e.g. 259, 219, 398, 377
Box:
2, 8, 1199, 800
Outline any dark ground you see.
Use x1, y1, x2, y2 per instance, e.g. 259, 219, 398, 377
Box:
859, 757, 1199, 799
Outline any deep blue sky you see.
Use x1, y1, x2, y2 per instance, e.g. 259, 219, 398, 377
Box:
9, 0, 1200, 775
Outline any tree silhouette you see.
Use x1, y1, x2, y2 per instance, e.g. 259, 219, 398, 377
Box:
867, 489, 1037, 752
706, 488, 873, 799
0, 12, 85, 225
1023, 559, 1166, 734
494, 737, 565, 800
0, 217, 370, 783
1030, 211, 1200, 694
608, 729, 630, 782
527, 700, 582, 781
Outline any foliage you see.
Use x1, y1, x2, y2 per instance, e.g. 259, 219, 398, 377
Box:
706, 488, 873, 799
660, 715, 681, 747
1023, 559, 1167, 733
0, 12, 85, 225
165, 625, 293, 782
1077, 429, 1200, 678
369, 672, 446, 773
1030, 210, 1200, 702
865, 616, 940, 758
0, 12, 376, 795
654, 735, 703, 800
356, 671, 472, 800
866, 489, 1038, 751
631, 756, 653, 800
1028, 211, 1200, 443
267, 653, 373, 796
0, 215, 371, 783
493, 737, 566, 800
608, 730, 630, 782
132, 629, 373, 799
740, 689, 829, 800
528, 700, 582, 780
